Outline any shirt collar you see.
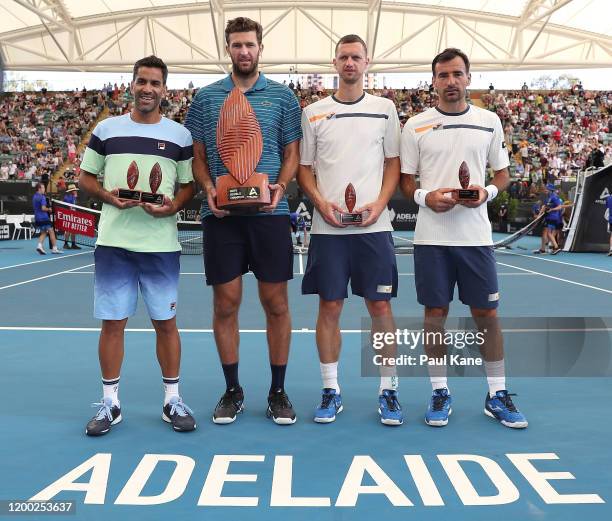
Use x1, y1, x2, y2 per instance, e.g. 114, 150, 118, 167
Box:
221, 73, 267, 93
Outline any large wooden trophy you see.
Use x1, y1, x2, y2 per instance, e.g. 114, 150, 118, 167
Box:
215, 87, 270, 212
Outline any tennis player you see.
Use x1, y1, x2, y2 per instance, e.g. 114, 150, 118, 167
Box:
184, 18, 301, 425
298, 34, 402, 425
79, 55, 196, 436
400, 48, 528, 428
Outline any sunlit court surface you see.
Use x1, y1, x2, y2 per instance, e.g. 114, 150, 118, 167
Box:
1, 229, 611, 521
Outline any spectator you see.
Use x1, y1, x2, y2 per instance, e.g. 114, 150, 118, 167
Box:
61, 183, 81, 250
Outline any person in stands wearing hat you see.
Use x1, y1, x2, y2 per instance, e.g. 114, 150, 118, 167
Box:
62, 183, 82, 249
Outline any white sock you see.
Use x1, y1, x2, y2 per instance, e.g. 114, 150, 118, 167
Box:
102, 377, 120, 406
320, 362, 339, 393
428, 361, 448, 392
485, 359, 506, 398
379, 375, 398, 395
163, 376, 180, 405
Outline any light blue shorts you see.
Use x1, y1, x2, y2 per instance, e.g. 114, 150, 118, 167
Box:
94, 246, 180, 321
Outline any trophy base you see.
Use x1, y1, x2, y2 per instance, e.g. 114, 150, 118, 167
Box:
141, 192, 164, 205
216, 173, 271, 212
455, 189, 480, 201
335, 210, 370, 225
117, 189, 164, 206
117, 189, 141, 202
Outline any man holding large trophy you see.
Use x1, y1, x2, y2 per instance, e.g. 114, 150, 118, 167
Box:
79, 55, 197, 436
298, 35, 403, 425
185, 17, 301, 425
400, 48, 528, 429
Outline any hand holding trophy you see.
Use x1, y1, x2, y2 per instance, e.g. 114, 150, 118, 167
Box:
333, 183, 370, 225
117, 161, 164, 205
454, 161, 480, 201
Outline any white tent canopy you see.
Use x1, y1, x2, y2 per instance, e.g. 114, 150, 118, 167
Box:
0, 0, 610, 74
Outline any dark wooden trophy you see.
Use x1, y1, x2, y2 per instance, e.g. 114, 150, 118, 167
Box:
215, 87, 270, 212
118, 161, 164, 205
455, 161, 479, 201
334, 183, 369, 225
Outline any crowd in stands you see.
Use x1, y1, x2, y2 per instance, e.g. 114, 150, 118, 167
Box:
0, 89, 104, 185
481, 88, 611, 182
1, 81, 610, 206
285, 83, 611, 188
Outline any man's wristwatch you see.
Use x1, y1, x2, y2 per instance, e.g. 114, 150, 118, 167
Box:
277, 182, 287, 192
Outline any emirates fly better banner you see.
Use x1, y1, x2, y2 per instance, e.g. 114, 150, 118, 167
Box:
53, 205, 96, 238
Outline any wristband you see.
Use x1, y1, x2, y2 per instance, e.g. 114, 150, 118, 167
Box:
414, 188, 430, 208
485, 184, 498, 202
277, 182, 287, 193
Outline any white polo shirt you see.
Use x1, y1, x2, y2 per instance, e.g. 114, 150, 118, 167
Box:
400, 105, 509, 246
300, 92, 401, 235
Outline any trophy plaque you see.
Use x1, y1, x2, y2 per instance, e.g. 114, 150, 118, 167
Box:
117, 161, 142, 202
455, 161, 479, 201
215, 87, 270, 212
334, 183, 369, 225
118, 161, 164, 205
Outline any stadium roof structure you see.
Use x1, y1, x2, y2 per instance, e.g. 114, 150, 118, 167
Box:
0, 0, 610, 74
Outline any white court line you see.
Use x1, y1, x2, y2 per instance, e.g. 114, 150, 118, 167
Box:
1, 326, 610, 333
496, 249, 612, 275
496, 261, 612, 295
298, 253, 304, 274
0, 263, 94, 291
64, 271, 535, 276
0, 250, 93, 271
392, 234, 413, 243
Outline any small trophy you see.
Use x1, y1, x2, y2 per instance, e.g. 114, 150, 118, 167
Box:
140, 163, 164, 205
455, 161, 479, 201
215, 87, 270, 212
334, 183, 369, 225
117, 161, 142, 202
118, 161, 164, 205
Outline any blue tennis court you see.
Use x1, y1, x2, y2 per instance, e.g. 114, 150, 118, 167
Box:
1, 232, 610, 520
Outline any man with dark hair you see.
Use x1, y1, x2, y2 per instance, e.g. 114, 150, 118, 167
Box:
79, 55, 197, 436
400, 48, 528, 429
299, 34, 402, 425
133, 55, 168, 85
224, 16, 263, 45
185, 18, 301, 425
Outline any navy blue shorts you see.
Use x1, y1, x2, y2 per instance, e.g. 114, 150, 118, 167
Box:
202, 215, 293, 286
413, 245, 499, 309
545, 219, 562, 231
302, 232, 398, 301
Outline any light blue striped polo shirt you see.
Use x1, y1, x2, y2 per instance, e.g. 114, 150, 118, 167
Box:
81, 114, 193, 252
184, 73, 302, 218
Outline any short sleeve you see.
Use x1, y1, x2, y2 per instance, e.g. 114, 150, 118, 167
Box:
80, 125, 105, 175
488, 115, 510, 171
177, 129, 194, 184
281, 90, 302, 146
383, 103, 401, 158
400, 124, 419, 175
184, 92, 205, 143
299, 110, 316, 165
